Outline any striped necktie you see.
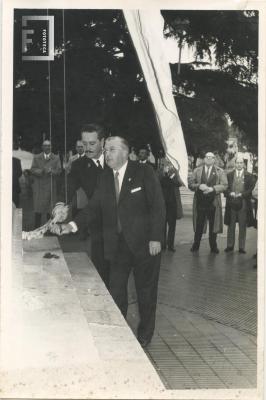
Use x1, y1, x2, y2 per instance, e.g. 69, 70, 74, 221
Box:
114, 171, 121, 232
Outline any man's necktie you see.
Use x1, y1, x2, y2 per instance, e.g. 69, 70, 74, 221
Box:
114, 171, 120, 202
207, 166, 211, 179
114, 171, 122, 232
96, 160, 102, 169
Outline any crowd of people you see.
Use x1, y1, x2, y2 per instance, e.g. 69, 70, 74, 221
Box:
12, 124, 258, 347
188, 148, 258, 176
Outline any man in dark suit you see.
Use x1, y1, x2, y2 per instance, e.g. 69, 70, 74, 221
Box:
158, 161, 183, 252
63, 124, 105, 202
224, 156, 255, 253
12, 157, 22, 207
59, 136, 166, 347
59, 123, 109, 286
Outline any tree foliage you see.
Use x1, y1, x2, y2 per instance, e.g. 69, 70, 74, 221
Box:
163, 10, 258, 152
13, 9, 258, 155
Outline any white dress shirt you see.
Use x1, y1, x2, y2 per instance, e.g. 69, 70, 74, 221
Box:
236, 169, 244, 178
44, 153, 51, 160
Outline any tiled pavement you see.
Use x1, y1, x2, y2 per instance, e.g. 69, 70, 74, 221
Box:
127, 205, 257, 390
22, 190, 258, 391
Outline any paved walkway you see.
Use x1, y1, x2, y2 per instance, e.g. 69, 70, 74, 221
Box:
21, 189, 257, 391
127, 210, 257, 389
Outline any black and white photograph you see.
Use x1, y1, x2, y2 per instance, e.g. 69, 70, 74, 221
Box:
1, 0, 265, 398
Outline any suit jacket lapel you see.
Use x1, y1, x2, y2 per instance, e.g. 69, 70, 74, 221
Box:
198, 166, 204, 182
119, 161, 136, 203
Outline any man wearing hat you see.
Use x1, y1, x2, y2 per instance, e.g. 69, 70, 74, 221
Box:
188, 151, 228, 253
224, 156, 255, 253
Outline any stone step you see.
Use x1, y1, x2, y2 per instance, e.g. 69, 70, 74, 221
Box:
1, 210, 165, 399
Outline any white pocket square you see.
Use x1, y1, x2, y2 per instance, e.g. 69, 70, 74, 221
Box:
131, 187, 142, 193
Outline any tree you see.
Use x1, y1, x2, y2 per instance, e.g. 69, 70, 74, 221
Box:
163, 10, 258, 153
13, 10, 258, 156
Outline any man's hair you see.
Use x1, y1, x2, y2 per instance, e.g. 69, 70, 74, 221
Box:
138, 146, 149, 154
81, 123, 106, 141
106, 136, 130, 152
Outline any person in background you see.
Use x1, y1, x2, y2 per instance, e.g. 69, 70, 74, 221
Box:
138, 145, 155, 167
13, 137, 34, 198
129, 146, 137, 161
147, 143, 156, 166
224, 156, 256, 254
188, 155, 194, 172
252, 154, 258, 177
252, 179, 258, 268
188, 151, 228, 254
214, 151, 224, 168
157, 149, 167, 170
12, 157, 22, 208
195, 152, 205, 167
65, 140, 85, 174
58, 136, 166, 348
158, 161, 183, 252
30, 140, 62, 228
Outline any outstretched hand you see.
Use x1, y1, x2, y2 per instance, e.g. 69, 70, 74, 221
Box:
49, 223, 73, 236
60, 223, 74, 235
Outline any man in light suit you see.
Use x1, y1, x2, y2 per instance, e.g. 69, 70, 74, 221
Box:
31, 140, 62, 228
224, 156, 255, 253
188, 151, 228, 253
59, 136, 166, 347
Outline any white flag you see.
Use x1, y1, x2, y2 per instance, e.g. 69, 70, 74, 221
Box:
123, 10, 188, 186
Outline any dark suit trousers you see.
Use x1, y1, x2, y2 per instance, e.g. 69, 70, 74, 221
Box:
164, 208, 177, 249
194, 207, 217, 250
109, 233, 161, 341
227, 201, 247, 250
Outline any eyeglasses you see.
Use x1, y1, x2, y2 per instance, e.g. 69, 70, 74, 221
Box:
104, 147, 121, 154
